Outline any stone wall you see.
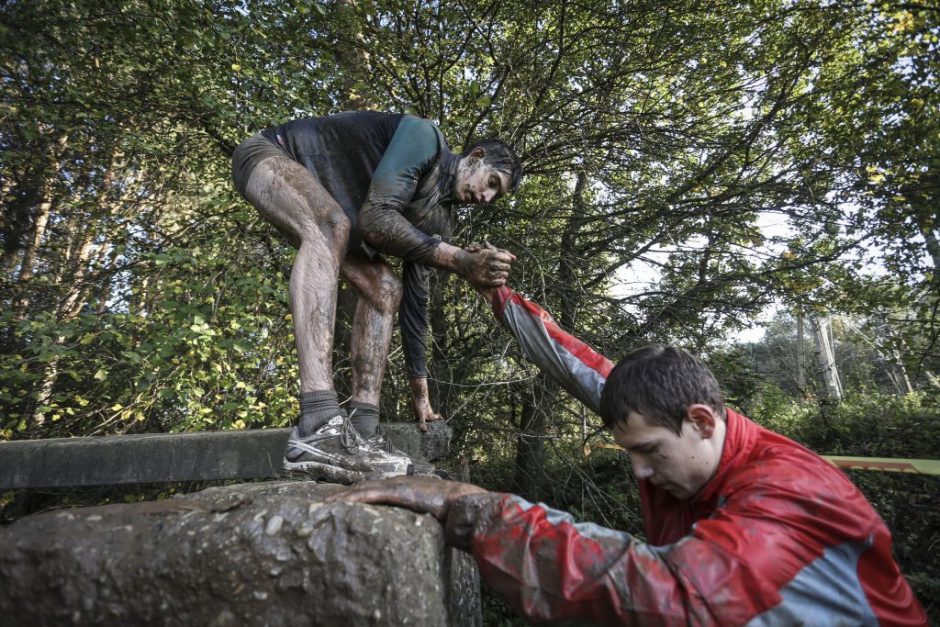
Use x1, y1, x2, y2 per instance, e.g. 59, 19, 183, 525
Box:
0, 481, 480, 626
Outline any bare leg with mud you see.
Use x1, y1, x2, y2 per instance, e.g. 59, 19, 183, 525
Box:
341, 254, 429, 474
334, 255, 416, 475
340, 253, 402, 438
242, 155, 350, 435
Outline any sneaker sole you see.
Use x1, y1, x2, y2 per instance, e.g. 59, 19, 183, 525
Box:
285, 445, 375, 474
368, 461, 414, 479
282, 459, 374, 485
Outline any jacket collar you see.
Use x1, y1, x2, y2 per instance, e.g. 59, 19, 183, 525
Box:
692, 408, 757, 504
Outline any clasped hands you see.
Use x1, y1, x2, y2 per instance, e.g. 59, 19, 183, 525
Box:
413, 241, 513, 429
459, 241, 516, 288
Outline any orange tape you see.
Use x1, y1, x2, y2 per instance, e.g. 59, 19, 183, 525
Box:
822, 456, 939, 475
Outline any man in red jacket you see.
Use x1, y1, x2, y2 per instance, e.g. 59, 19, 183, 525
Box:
333, 285, 927, 625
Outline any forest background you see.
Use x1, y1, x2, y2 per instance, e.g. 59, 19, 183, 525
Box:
1, 0, 938, 621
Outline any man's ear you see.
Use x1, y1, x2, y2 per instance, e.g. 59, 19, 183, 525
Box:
469, 146, 485, 160
685, 404, 718, 439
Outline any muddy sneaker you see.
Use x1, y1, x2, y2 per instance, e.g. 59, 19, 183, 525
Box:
365, 429, 429, 476
357, 437, 414, 478
341, 417, 412, 478
283, 416, 376, 482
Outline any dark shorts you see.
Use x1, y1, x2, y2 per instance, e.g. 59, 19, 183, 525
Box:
230, 132, 379, 259
231, 133, 290, 198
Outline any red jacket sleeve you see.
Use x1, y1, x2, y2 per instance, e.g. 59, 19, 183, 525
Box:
488, 286, 613, 414
463, 493, 697, 625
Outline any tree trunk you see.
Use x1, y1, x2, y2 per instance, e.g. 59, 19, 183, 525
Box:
11, 133, 68, 320
29, 162, 116, 426
511, 375, 552, 503
890, 348, 914, 396
922, 227, 940, 279
812, 316, 843, 402
796, 314, 807, 396
12, 180, 54, 320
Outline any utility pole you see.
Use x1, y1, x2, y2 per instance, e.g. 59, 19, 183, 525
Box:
796, 314, 807, 396
813, 316, 843, 402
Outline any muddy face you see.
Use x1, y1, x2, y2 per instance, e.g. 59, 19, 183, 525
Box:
455, 154, 510, 204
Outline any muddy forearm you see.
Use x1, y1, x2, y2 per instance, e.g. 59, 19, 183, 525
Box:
360, 208, 442, 264
427, 241, 471, 275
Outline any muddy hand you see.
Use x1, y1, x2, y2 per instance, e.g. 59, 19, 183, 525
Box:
409, 376, 443, 432
326, 476, 488, 521
413, 396, 443, 432
444, 494, 494, 551
460, 242, 516, 288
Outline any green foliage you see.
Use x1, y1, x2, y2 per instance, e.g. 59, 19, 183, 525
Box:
3, 0, 938, 436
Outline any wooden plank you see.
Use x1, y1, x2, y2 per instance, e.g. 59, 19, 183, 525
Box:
0, 429, 291, 489
822, 455, 940, 475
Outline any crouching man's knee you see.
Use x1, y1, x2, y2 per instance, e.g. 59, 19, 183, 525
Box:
371, 269, 403, 315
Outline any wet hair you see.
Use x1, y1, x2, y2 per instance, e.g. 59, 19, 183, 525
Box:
462, 139, 523, 194
599, 345, 726, 434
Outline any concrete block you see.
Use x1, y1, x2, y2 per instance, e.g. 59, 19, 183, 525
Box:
381, 421, 452, 461
0, 481, 482, 626
0, 429, 290, 489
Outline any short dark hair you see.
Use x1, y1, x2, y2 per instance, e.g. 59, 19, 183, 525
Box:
599, 345, 726, 434
462, 139, 523, 194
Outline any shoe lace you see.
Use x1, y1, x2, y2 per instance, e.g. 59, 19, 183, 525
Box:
340, 414, 360, 453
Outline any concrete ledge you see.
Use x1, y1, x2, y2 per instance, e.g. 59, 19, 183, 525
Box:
0, 429, 290, 489
0, 422, 454, 489
0, 481, 482, 626
382, 421, 452, 462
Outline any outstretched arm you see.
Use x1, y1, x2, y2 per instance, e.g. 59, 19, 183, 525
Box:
477, 285, 613, 415
332, 473, 895, 625
330, 477, 728, 625
399, 262, 442, 431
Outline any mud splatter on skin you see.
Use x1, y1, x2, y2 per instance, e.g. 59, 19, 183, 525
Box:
343, 257, 402, 404
246, 156, 350, 252
245, 156, 356, 391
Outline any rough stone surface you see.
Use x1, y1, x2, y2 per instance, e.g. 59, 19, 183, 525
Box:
0, 481, 480, 626
382, 421, 452, 461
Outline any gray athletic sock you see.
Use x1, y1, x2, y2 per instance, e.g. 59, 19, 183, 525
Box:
298, 390, 343, 437
349, 401, 380, 439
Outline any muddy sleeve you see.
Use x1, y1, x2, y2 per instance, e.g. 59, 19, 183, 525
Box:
400, 262, 432, 377
486, 286, 613, 415
358, 117, 442, 264
455, 493, 696, 625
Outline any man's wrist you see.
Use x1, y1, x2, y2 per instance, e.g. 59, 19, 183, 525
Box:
409, 375, 430, 398
430, 242, 467, 275
444, 492, 497, 551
